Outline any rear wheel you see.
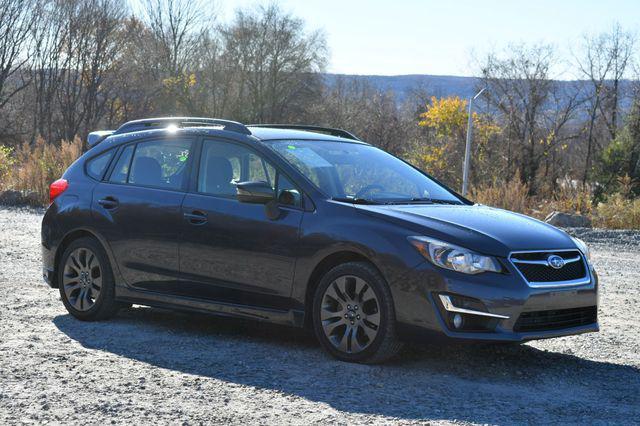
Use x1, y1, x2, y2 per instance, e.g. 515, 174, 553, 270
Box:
58, 237, 120, 321
312, 261, 403, 363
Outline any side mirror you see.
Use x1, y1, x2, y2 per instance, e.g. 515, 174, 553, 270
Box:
236, 181, 275, 204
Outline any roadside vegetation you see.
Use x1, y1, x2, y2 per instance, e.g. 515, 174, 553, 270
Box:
0, 0, 638, 228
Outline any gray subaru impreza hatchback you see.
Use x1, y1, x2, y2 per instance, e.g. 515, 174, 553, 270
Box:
42, 117, 598, 363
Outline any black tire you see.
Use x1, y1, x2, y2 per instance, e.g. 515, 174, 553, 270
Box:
312, 261, 403, 363
58, 237, 120, 321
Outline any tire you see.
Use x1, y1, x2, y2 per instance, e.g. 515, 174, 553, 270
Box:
312, 261, 403, 363
57, 237, 120, 321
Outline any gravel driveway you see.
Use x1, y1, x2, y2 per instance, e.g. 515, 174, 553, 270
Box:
1, 206, 639, 425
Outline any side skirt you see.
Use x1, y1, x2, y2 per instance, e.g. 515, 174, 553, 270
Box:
115, 286, 305, 328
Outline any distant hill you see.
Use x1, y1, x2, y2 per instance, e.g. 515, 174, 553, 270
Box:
323, 73, 634, 114
323, 73, 481, 102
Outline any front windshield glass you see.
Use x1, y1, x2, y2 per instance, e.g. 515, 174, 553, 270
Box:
270, 140, 463, 204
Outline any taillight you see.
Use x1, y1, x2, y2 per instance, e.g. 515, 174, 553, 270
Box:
49, 178, 69, 204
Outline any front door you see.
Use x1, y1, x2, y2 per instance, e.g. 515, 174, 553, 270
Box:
179, 138, 303, 310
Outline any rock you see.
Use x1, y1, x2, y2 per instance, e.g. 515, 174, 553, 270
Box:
0, 190, 24, 206
545, 211, 592, 228
23, 191, 42, 206
0, 190, 44, 206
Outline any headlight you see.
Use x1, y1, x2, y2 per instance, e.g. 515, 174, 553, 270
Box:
571, 236, 591, 263
408, 236, 502, 274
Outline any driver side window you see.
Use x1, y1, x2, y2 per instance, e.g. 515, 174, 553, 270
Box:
198, 140, 275, 197
198, 139, 302, 207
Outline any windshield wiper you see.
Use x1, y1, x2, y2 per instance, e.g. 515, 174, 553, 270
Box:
386, 198, 462, 205
331, 197, 383, 205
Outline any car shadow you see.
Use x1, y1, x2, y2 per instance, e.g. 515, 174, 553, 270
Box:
53, 306, 640, 423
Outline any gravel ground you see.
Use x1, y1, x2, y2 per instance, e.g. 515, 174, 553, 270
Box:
0, 206, 639, 425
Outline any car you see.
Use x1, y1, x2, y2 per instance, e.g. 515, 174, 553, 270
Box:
41, 117, 599, 363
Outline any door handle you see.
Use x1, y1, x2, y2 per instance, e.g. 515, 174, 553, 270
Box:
98, 197, 119, 210
184, 210, 207, 225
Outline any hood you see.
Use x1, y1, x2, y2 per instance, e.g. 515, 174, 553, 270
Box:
356, 204, 575, 257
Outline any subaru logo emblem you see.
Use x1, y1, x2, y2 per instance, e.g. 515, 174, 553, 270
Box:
547, 255, 565, 269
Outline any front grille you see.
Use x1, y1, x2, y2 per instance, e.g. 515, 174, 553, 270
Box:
510, 250, 587, 283
514, 306, 597, 332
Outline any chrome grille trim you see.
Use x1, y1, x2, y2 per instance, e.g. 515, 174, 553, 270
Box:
508, 249, 591, 288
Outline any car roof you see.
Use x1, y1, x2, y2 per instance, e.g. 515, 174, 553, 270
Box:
247, 126, 366, 143
91, 125, 367, 154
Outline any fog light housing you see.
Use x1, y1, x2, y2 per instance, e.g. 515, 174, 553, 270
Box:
436, 293, 508, 332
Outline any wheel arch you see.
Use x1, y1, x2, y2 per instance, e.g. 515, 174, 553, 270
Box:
52, 228, 115, 288
303, 250, 385, 328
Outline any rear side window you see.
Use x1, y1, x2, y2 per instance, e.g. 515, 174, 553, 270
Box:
128, 139, 192, 190
86, 150, 115, 180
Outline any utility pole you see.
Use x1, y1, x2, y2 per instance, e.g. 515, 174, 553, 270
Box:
462, 87, 486, 196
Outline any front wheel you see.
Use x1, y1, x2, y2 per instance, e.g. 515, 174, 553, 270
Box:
58, 237, 121, 321
312, 261, 403, 363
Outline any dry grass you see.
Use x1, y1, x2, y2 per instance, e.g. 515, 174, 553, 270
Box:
0, 137, 83, 205
469, 173, 532, 214
469, 174, 639, 229
595, 194, 640, 229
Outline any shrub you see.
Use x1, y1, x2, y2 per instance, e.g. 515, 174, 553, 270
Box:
469, 172, 531, 214
595, 193, 640, 229
0, 145, 15, 191
2, 137, 83, 205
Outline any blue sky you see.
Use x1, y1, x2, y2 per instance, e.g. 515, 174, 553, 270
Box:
218, 0, 640, 78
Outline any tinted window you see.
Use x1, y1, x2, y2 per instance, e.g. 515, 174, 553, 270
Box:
198, 140, 274, 197
86, 150, 114, 180
271, 140, 462, 204
109, 145, 134, 184
128, 139, 192, 190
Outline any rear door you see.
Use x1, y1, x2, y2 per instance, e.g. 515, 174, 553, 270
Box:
92, 136, 194, 291
178, 138, 303, 310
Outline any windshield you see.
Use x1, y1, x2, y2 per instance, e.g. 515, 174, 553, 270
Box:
270, 140, 463, 204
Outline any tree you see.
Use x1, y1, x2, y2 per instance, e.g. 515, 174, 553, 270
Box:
601, 96, 640, 197
415, 96, 499, 188
0, 0, 38, 136
478, 43, 581, 193
575, 24, 635, 184
56, 0, 125, 142
220, 3, 327, 122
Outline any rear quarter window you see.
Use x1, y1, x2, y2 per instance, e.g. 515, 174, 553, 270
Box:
86, 150, 115, 180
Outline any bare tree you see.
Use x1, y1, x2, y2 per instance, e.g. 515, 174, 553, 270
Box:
141, 0, 204, 77
575, 24, 636, 183
220, 3, 327, 122
56, 0, 125, 142
31, 0, 68, 142
479, 44, 556, 192
0, 0, 38, 131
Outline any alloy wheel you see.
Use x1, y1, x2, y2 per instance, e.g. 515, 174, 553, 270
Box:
320, 275, 381, 354
62, 247, 102, 312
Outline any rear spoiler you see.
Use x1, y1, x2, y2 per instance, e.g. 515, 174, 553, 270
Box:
87, 130, 114, 148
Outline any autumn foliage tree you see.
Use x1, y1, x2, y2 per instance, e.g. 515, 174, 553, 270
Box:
412, 96, 499, 189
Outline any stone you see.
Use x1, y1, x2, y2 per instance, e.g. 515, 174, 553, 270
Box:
544, 211, 592, 228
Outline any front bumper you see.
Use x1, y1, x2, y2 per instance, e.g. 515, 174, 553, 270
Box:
393, 260, 599, 343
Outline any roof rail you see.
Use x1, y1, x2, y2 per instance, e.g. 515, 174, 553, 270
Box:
249, 124, 360, 141
113, 117, 251, 136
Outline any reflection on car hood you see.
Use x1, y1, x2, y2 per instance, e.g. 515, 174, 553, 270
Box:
356, 203, 575, 257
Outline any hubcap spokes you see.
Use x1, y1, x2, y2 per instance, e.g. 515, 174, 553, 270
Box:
321, 275, 380, 354
63, 248, 101, 312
